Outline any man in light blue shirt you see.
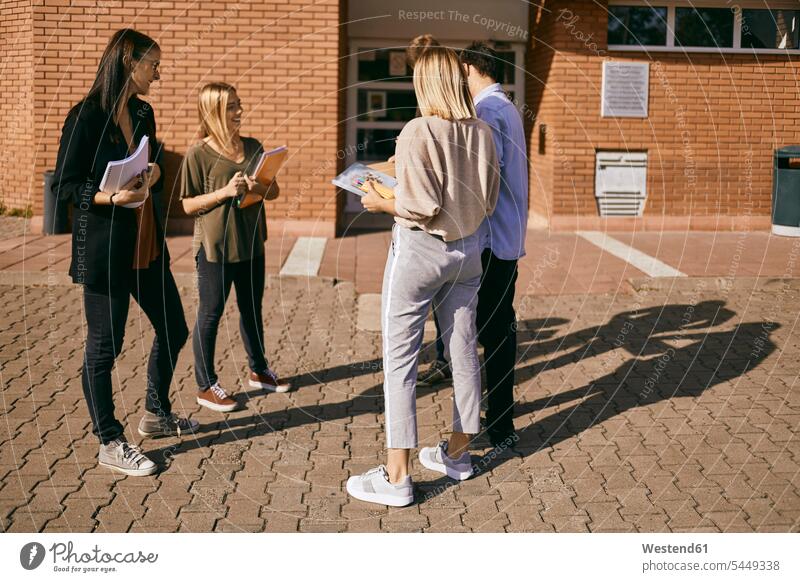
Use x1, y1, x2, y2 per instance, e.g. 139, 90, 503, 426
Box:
418, 41, 528, 448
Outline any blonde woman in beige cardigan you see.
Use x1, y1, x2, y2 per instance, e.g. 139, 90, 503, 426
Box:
347, 47, 500, 506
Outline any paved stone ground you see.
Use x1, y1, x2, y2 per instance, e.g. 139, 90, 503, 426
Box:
1, 272, 798, 532
0, 217, 30, 241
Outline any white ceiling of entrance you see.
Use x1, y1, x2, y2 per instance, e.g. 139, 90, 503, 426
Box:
347, 0, 529, 43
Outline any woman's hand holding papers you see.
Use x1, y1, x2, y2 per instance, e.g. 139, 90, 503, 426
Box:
110, 171, 149, 206
361, 180, 396, 215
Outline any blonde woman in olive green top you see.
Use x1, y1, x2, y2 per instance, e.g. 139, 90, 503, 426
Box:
180, 82, 291, 413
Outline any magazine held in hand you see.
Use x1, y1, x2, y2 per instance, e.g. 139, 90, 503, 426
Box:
99, 134, 150, 209
332, 161, 396, 199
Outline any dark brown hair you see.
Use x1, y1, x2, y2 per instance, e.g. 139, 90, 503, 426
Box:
87, 28, 159, 115
460, 41, 501, 83
405, 34, 441, 68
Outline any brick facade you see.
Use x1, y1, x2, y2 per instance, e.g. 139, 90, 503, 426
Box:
0, 0, 35, 215
6, 0, 344, 236
527, 0, 798, 230
2, 1, 797, 233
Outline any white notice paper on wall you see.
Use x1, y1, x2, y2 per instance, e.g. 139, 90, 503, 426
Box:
601, 62, 649, 118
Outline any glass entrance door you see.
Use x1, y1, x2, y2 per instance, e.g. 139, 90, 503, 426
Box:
343, 41, 526, 215
344, 45, 416, 213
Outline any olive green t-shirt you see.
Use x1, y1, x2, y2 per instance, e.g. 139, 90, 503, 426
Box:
180, 137, 266, 263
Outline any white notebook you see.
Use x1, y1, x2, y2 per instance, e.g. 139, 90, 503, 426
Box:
99, 135, 150, 209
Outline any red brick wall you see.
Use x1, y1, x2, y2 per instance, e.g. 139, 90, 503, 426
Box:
526, 1, 557, 225
23, 0, 343, 235
0, 0, 34, 214
9, 1, 796, 232
528, 0, 800, 229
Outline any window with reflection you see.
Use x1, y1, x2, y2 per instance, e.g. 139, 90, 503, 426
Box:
741, 9, 799, 50
675, 7, 735, 48
608, 5, 668, 46
357, 48, 413, 82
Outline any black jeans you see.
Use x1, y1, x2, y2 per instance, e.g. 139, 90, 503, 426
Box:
82, 254, 189, 444
193, 246, 268, 390
433, 249, 518, 440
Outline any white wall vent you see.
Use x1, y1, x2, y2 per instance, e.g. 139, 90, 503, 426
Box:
595, 151, 648, 217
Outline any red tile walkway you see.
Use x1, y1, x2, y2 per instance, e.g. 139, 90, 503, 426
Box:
2, 229, 799, 294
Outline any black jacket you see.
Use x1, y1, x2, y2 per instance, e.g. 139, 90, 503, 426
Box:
52, 95, 167, 287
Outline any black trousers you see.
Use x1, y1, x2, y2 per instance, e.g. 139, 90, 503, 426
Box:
193, 246, 268, 390
433, 249, 518, 440
82, 254, 189, 444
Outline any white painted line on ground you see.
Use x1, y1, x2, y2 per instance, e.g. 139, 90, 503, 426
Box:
279, 236, 327, 277
356, 294, 439, 333
578, 231, 686, 278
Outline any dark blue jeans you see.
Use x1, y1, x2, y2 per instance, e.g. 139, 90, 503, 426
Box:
432, 249, 519, 439
193, 246, 268, 390
81, 254, 189, 444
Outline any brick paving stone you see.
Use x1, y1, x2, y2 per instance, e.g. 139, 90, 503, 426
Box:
1, 274, 799, 532
261, 510, 302, 532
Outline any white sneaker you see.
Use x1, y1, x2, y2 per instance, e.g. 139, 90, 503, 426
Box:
419, 440, 473, 480
99, 439, 157, 477
346, 465, 414, 507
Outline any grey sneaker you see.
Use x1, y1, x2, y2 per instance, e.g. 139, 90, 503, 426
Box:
138, 412, 199, 438
346, 465, 414, 507
99, 439, 157, 477
417, 360, 451, 387
419, 440, 473, 480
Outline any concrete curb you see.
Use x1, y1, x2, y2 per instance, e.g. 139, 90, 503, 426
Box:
0, 271, 339, 289
629, 277, 800, 293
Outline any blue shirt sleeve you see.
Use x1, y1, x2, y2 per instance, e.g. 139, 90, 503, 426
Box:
476, 100, 507, 170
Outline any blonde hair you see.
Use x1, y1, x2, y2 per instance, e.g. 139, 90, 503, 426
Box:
198, 82, 237, 156
413, 47, 475, 121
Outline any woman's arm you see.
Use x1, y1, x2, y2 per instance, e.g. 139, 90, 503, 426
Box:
52, 110, 98, 206
52, 110, 148, 207
181, 172, 246, 216
386, 120, 441, 222
361, 181, 396, 216
245, 177, 280, 201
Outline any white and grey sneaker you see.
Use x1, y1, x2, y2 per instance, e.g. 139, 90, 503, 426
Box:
419, 440, 473, 480
99, 439, 157, 477
346, 465, 414, 507
138, 412, 199, 438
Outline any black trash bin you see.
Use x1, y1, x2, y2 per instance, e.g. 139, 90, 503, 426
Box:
772, 146, 800, 237
42, 170, 69, 235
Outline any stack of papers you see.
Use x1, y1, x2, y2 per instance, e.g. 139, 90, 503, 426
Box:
332, 162, 396, 199
98, 135, 150, 209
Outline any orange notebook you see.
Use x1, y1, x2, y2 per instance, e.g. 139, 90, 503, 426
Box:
252, 145, 288, 184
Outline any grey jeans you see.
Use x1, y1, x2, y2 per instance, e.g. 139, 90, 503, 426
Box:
381, 224, 483, 449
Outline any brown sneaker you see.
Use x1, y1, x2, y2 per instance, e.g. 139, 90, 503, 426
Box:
249, 369, 291, 393
196, 382, 238, 412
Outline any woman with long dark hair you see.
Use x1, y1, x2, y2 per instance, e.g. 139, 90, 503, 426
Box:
53, 28, 198, 477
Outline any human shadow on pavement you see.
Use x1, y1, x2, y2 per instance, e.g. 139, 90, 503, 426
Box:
254, 316, 569, 394
456, 300, 778, 498
148, 299, 777, 508
146, 317, 568, 465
